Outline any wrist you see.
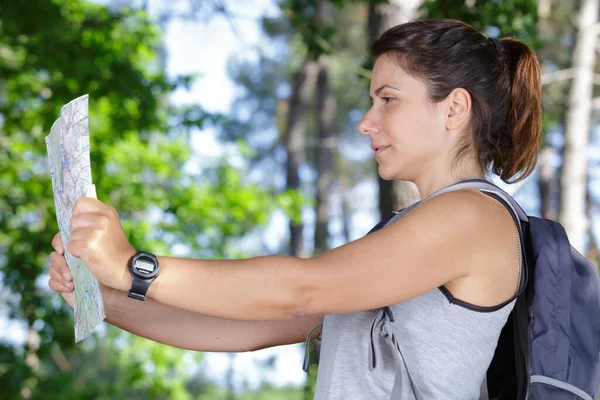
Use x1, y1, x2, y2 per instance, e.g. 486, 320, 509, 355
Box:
100, 284, 120, 316
119, 248, 136, 292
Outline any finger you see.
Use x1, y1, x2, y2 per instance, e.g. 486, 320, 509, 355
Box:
48, 277, 73, 293
48, 264, 64, 281
52, 232, 64, 255
48, 264, 73, 289
70, 212, 108, 231
61, 291, 75, 309
49, 251, 72, 281
73, 197, 112, 217
67, 239, 90, 262
70, 227, 100, 243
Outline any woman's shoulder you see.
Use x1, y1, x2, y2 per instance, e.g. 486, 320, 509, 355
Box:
418, 188, 521, 307
418, 186, 519, 260
374, 185, 519, 281
405, 187, 516, 238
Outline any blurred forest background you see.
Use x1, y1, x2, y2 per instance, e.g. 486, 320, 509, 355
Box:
1, 0, 599, 398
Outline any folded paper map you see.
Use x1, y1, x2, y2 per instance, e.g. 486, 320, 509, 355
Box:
45, 94, 105, 342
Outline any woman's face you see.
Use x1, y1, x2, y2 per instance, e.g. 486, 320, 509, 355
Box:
358, 54, 450, 182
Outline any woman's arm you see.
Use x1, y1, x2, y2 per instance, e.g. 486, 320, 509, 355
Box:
48, 247, 322, 352
67, 189, 516, 321
103, 284, 323, 352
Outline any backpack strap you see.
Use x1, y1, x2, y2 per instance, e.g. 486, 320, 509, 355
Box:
429, 178, 528, 223
366, 203, 420, 235
424, 178, 529, 298
480, 376, 490, 400
302, 321, 324, 373
514, 292, 530, 399
427, 179, 531, 398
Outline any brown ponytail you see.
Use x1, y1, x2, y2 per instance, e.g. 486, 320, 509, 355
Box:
494, 38, 542, 183
370, 19, 543, 183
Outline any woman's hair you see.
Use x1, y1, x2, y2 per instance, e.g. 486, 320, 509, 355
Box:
370, 19, 541, 183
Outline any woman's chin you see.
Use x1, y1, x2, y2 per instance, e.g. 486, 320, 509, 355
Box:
377, 166, 397, 181
378, 165, 410, 181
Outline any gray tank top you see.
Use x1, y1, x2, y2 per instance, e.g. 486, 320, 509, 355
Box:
310, 193, 521, 399
313, 289, 515, 399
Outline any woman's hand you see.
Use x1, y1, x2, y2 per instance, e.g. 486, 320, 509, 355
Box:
67, 197, 136, 292
48, 233, 75, 309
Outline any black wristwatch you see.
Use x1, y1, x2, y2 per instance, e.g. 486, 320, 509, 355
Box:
128, 251, 160, 301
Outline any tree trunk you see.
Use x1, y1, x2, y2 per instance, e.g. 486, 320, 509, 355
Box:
536, 0, 551, 37
558, 0, 598, 253
314, 55, 336, 255
285, 59, 318, 257
342, 186, 352, 244
538, 147, 558, 219
585, 185, 599, 264
535, 0, 559, 221
368, 0, 422, 217
368, 0, 423, 38
225, 353, 235, 400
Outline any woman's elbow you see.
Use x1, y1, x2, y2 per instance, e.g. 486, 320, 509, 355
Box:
284, 258, 321, 319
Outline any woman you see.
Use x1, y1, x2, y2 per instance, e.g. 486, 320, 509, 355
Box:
48, 18, 541, 399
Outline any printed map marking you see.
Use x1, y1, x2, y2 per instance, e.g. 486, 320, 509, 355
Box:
46, 94, 105, 342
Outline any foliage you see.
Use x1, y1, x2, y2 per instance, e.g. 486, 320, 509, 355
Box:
0, 0, 305, 398
421, 0, 539, 46
195, 382, 305, 400
30, 329, 199, 400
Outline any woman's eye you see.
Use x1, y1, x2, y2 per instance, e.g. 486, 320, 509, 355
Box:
381, 96, 395, 104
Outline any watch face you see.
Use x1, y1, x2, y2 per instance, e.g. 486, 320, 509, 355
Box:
132, 253, 159, 279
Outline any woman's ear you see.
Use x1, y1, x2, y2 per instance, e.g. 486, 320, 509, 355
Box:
445, 88, 471, 132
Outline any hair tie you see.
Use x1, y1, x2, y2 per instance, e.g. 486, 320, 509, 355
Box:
489, 38, 502, 56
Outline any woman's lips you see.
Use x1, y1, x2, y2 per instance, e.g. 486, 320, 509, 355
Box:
374, 145, 390, 156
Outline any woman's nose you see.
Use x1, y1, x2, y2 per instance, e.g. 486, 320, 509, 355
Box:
358, 110, 378, 136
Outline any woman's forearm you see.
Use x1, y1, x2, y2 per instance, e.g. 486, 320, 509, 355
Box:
102, 284, 321, 352
142, 255, 311, 321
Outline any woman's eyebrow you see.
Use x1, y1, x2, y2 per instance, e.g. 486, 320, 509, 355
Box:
369, 84, 402, 100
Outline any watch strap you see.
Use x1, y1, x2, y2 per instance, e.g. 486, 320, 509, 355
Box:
128, 276, 152, 300
127, 291, 146, 301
